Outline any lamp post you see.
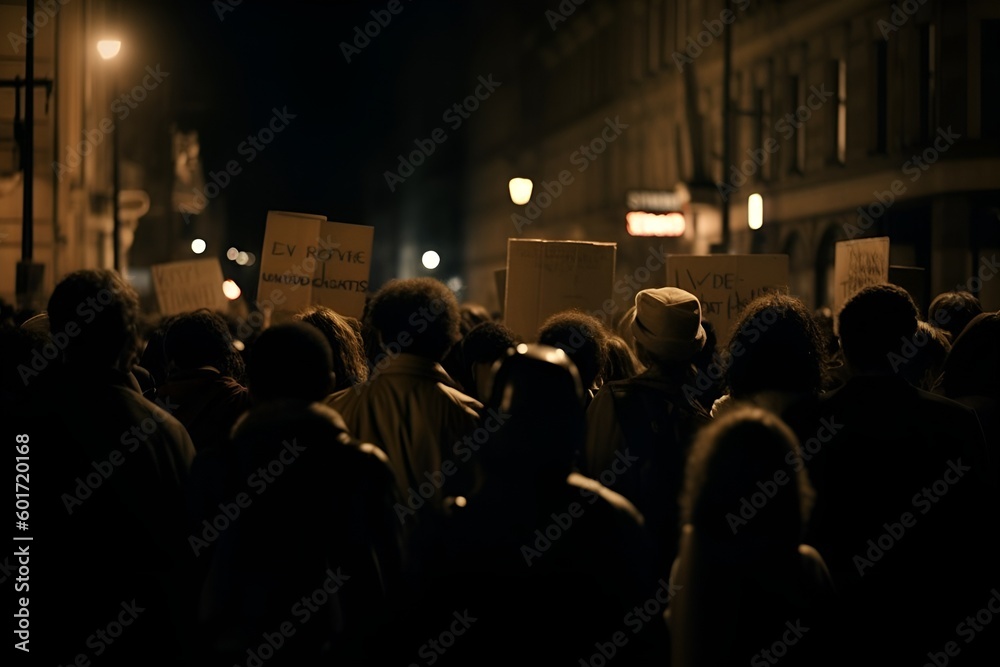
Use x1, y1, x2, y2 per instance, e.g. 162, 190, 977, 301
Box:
97, 39, 122, 271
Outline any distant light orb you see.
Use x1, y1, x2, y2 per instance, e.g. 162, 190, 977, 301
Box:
226, 247, 239, 261
191, 238, 207, 254
222, 279, 241, 300
446, 276, 463, 292
245, 252, 256, 266
422, 250, 441, 270
236, 251, 249, 266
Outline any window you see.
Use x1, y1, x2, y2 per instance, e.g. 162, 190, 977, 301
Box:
835, 59, 847, 165
981, 20, 1000, 141
874, 41, 888, 153
920, 24, 937, 141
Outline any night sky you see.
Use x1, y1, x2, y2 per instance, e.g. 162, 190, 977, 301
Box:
115, 0, 533, 295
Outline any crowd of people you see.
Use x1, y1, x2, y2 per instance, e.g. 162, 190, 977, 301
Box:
1, 268, 998, 666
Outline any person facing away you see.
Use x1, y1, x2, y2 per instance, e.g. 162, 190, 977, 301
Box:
326, 278, 481, 513
27, 269, 196, 664
157, 309, 250, 453
583, 286, 711, 580
805, 284, 992, 664
711, 293, 830, 483
400, 344, 661, 667
197, 323, 402, 666
667, 406, 834, 667
295, 305, 370, 390
927, 289, 983, 343
536, 309, 609, 406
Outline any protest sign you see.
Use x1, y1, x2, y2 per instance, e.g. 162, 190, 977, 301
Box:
151, 258, 227, 315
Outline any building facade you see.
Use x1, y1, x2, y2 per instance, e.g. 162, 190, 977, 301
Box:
461, 0, 1000, 317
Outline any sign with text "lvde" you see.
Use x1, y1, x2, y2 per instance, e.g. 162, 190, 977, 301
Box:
257, 211, 374, 319
667, 254, 789, 342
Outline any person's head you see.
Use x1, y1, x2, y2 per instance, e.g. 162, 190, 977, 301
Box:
366, 278, 460, 362
629, 287, 706, 371
296, 306, 369, 391
838, 283, 919, 374
602, 334, 644, 383
460, 321, 517, 402
681, 406, 812, 546
47, 269, 140, 370
537, 311, 608, 391
246, 323, 334, 404
486, 343, 585, 478
941, 312, 1000, 400
928, 291, 983, 342
164, 310, 243, 379
459, 302, 492, 336
897, 320, 951, 392
725, 293, 826, 398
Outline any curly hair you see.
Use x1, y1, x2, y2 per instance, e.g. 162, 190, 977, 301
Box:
537, 310, 609, 390
366, 278, 461, 361
296, 305, 370, 390
47, 269, 140, 368
725, 293, 827, 398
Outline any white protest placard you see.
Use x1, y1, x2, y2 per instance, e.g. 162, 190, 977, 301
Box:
666, 254, 789, 342
504, 238, 616, 341
834, 237, 890, 319
257, 211, 374, 319
151, 258, 227, 315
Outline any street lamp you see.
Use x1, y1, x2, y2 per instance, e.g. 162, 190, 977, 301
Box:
509, 178, 533, 205
98, 39, 122, 271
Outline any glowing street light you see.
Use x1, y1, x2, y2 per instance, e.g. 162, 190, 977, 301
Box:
191, 238, 206, 254
97, 39, 122, 60
422, 250, 441, 270
508, 178, 533, 205
748, 193, 763, 230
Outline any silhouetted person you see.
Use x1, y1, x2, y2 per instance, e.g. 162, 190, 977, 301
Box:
602, 332, 644, 383
198, 323, 401, 666
805, 284, 990, 664
295, 305, 370, 390
27, 269, 196, 664
668, 406, 834, 667
712, 294, 829, 483
401, 344, 661, 667
537, 310, 608, 404
454, 320, 517, 403
584, 287, 711, 579
942, 312, 1000, 493
327, 278, 481, 513
895, 319, 950, 392
158, 310, 250, 453
928, 289, 983, 342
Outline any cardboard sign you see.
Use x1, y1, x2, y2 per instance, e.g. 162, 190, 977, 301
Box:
834, 237, 890, 318
257, 210, 374, 319
151, 258, 227, 315
666, 254, 789, 342
889, 265, 927, 317
504, 239, 616, 341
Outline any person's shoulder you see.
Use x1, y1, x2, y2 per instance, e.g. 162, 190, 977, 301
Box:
436, 382, 483, 417
567, 471, 644, 526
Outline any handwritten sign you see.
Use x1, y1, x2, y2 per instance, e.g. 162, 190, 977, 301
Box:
666, 254, 789, 342
834, 237, 890, 321
504, 239, 616, 341
257, 210, 374, 318
151, 258, 227, 316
